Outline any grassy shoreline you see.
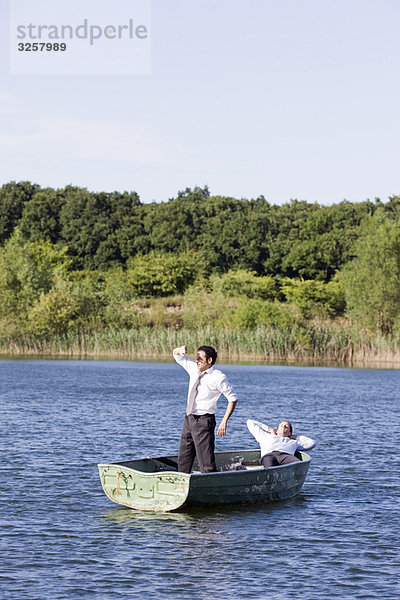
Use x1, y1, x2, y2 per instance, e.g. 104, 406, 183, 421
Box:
1, 324, 400, 367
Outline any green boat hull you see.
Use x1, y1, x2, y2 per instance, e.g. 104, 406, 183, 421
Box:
98, 449, 311, 512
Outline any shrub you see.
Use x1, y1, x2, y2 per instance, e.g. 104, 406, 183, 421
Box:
126, 252, 202, 297
214, 269, 277, 300
233, 298, 295, 329
0, 229, 71, 320
183, 286, 232, 328
340, 215, 400, 332
281, 278, 345, 318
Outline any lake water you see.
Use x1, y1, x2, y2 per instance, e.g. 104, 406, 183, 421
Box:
0, 359, 399, 600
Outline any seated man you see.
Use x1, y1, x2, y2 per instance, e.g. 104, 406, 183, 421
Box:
247, 418, 316, 468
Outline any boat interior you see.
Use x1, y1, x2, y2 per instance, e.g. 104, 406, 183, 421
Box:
113, 450, 308, 475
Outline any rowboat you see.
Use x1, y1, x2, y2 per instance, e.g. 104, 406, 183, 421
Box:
98, 449, 312, 512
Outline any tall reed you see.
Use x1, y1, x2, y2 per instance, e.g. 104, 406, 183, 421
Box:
1, 323, 400, 366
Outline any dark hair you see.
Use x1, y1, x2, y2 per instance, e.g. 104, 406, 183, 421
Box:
197, 345, 218, 366
278, 420, 293, 434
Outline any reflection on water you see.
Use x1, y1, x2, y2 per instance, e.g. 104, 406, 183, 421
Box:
101, 495, 306, 526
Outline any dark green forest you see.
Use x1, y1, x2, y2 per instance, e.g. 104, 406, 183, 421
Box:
1, 180, 388, 276
1, 181, 400, 361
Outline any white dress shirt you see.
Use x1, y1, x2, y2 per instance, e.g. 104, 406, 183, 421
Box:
173, 350, 238, 415
247, 419, 316, 458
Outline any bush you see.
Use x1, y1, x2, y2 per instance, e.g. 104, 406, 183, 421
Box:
214, 269, 277, 300
183, 286, 232, 328
126, 252, 202, 297
0, 229, 71, 320
340, 215, 400, 332
26, 278, 80, 336
281, 278, 345, 318
26, 272, 106, 336
233, 298, 295, 329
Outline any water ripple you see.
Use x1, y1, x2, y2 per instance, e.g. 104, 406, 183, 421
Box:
1, 361, 399, 599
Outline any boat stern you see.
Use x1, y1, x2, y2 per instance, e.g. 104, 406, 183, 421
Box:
97, 463, 191, 512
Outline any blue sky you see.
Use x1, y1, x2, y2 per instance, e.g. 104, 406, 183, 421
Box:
1, 0, 399, 205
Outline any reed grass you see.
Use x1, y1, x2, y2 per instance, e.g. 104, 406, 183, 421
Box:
1, 322, 400, 367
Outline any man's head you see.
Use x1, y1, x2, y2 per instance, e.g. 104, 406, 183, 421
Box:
276, 420, 293, 437
196, 345, 217, 372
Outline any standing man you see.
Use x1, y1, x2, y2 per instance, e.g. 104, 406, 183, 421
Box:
173, 344, 238, 474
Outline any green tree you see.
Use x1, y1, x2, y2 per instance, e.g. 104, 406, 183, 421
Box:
27, 271, 106, 335
0, 181, 40, 244
26, 277, 81, 335
340, 214, 400, 332
214, 269, 277, 300
262, 200, 319, 276
0, 229, 71, 321
281, 278, 345, 318
59, 187, 115, 269
19, 188, 64, 243
126, 252, 202, 297
59, 187, 142, 269
233, 298, 295, 329
114, 194, 148, 259
278, 200, 376, 281
143, 186, 209, 254
200, 196, 270, 273
382, 195, 400, 219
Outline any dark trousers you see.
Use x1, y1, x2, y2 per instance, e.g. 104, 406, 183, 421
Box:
261, 451, 301, 468
178, 414, 217, 474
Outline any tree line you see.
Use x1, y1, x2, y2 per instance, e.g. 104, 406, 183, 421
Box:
1, 180, 400, 342
3, 180, 395, 278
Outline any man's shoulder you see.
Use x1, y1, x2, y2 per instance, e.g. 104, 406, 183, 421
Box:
208, 366, 227, 380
